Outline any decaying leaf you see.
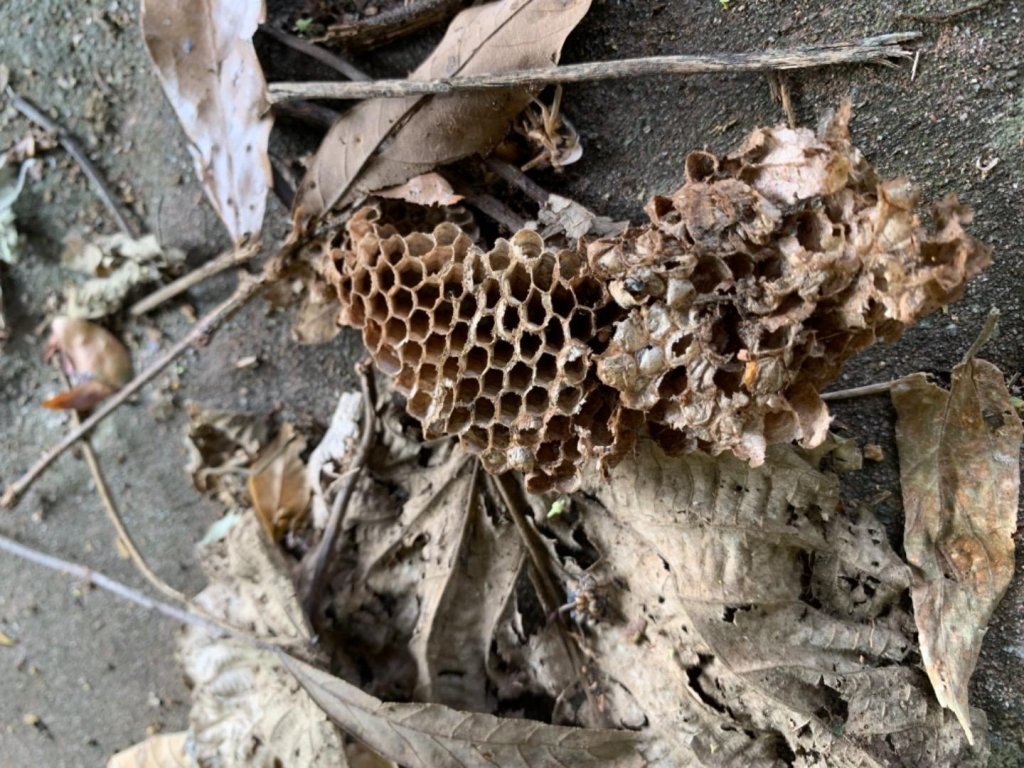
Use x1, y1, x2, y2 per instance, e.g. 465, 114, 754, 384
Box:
141, 0, 272, 241
0, 159, 32, 340
179, 514, 344, 767
536, 193, 627, 240
184, 402, 268, 509
107, 732, 192, 768
281, 653, 646, 768
62, 232, 185, 319
292, 0, 592, 230
42, 317, 133, 410
305, 391, 363, 529
321, 104, 989, 492
247, 423, 311, 541
376, 173, 464, 207
550, 440, 987, 765
892, 360, 1021, 744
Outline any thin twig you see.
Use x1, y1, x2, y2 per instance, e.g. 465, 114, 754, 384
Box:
129, 240, 262, 316
314, 0, 465, 51
820, 380, 898, 401
300, 361, 377, 621
462, 193, 526, 232
54, 364, 187, 603
259, 24, 370, 82
268, 33, 921, 103
484, 157, 550, 204
2, 271, 267, 510
910, 50, 922, 81
962, 307, 1000, 364
6, 87, 140, 238
897, 0, 989, 22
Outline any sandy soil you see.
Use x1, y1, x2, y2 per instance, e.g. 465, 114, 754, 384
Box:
0, 0, 1021, 765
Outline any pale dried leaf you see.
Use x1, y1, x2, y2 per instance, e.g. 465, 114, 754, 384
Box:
141, 0, 272, 241
306, 391, 363, 529
291, 279, 342, 344
280, 652, 647, 768
42, 317, 133, 410
107, 732, 192, 768
536, 194, 626, 240
62, 232, 186, 319
892, 361, 1021, 744
293, 0, 592, 228
376, 173, 464, 207
248, 423, 311, 541
0, 159, 31, 266
551, 441, 987, 765
180, 515, 345, 767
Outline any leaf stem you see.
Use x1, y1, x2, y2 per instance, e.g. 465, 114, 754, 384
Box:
268, 34, 920, 103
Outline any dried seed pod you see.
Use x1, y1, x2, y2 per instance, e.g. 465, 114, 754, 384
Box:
323, 104, 989, 490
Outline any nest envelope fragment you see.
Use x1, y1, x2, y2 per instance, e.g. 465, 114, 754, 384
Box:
324, 106, 989, 492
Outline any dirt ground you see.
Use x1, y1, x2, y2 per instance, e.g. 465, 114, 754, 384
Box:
0, 0, 1021, 766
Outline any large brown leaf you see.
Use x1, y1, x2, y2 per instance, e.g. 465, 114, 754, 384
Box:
292, 0, 592, 230
892, 361, 1021, 744
280, 652, 646, 768
141, 0, 273, 241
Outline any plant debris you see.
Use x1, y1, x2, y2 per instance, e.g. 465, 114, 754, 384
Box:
247, 422, 312, 541
179, 515, 344, 766
42, 317, 134, 410
183, 402, 269, 510
106, 732, 190, 768
892, 359, 1021, 743
322, 105, 989, 491
141, 0, 272, 241
62, 232, 185, 319
292, 0, 593, 230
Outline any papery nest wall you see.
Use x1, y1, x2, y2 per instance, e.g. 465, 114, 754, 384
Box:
321, 105, 990, 492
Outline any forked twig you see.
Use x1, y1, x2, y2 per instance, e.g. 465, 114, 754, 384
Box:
2, 271, 267, 509
268, 34, 921, 103
130, 240, 263, 316
54, 365, 186, 603
6, 87, 140, 238
300, 361, 377, 621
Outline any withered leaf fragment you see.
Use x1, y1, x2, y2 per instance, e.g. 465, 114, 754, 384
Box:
321, 106, 989, 492
179, 515, 344, 767
184, 402, 269, 510
248, 423, 311, 541
292, 0, 592, 230
141, 0, 272, 241
892, 360, 1021, 744
280, 652, 647, 768
106, 732, 191, 768
43, 317, 133, 410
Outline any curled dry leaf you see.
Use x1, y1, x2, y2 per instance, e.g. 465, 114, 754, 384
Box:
280, 653, 646, 768
376, 173, 464, 208
179, 514, 345, 767
320, 105, 989, 492
141, 0, 272, 241
248, 423, 311, 541
42, 317, 133, 410
292, 0, 592, 230
892, 360, 1021, 744
62, 232, 186, 319
184, 402, 268, 510
548, 440, 987, 765
106, 732, 192, 768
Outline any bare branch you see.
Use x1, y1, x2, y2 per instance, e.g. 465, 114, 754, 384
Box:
268, 34, 920, 104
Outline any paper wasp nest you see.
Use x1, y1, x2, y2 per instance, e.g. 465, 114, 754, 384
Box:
325, 106, 989, 492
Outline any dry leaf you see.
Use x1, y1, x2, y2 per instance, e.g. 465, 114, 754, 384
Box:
305, 391, 363, 529
892, 360, 1021, 744
42, 317, 133, 410
179, 515, 345, 767
62, 232, 186, 319
376, 173, 464, 207
141, 0, 272, 241
247, 423, 311, 541
553, 440, 988, 765
280, 652, 647, 768
292, 0, 592, 229
536, 193, 627, 240
107, 732, 192, 768
0, 159, 31, 267
184, 402, 268, 509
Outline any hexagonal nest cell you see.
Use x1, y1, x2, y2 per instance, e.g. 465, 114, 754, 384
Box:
322, 105, 989, 492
